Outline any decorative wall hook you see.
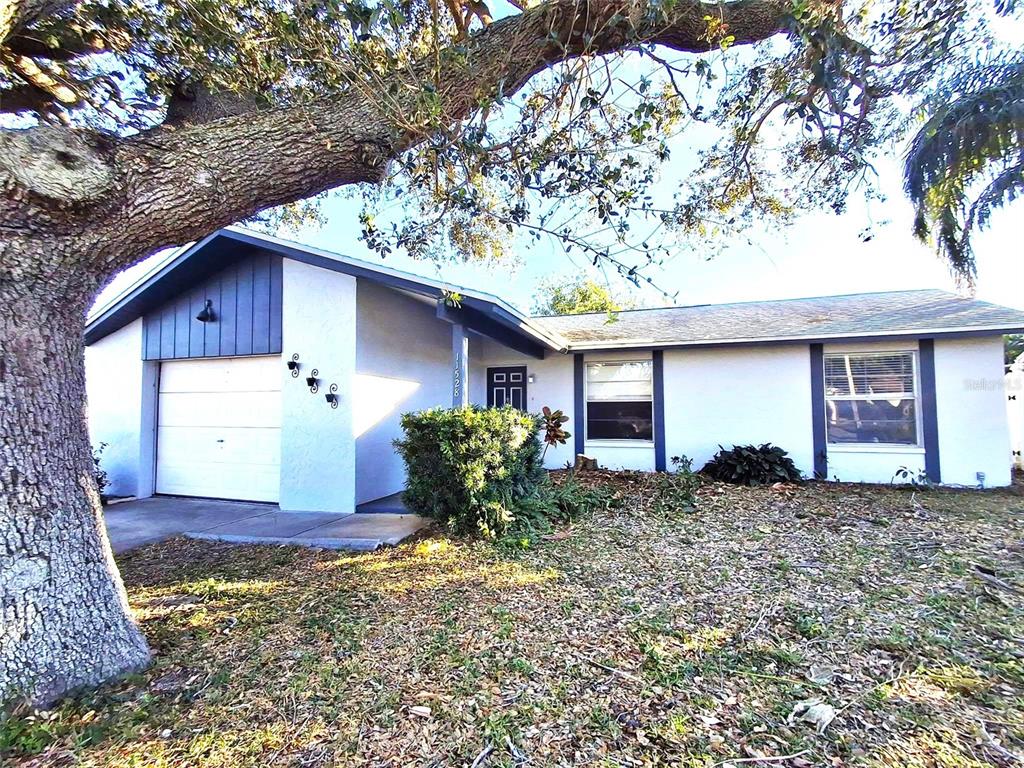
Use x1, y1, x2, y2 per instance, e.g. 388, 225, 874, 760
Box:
287, 353, 300, 377
325, 383, 338, 408
196, 299, 216, 323
307, 369, 320, 394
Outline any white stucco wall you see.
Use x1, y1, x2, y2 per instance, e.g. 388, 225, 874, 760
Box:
1009, 360, 1024, 471
84, 318, 157, 497
353, 281, 456, 504
935, 336, 1012, 487
280, 260, 357, 513
663, 344, 814, 476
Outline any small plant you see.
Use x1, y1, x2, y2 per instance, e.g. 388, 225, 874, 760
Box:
93, 442, 109, 505
655, 455, 700, 514
540, 406, 570, 459
700, 443, 803, 486
892, 466, 931, 487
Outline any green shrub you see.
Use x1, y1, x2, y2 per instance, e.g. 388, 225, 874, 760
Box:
700, 443, 803, 486
395, 406, 547, 537
655, 455, 700, 514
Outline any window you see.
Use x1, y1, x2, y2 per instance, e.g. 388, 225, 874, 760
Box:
586, 360, 653, 440
823, 351, 920, 446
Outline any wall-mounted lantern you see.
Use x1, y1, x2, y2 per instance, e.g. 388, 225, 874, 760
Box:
528, 373, 536, 384
306, 369, 320, 394
286, 353, 300, 377
325, 383, 339, 408
195, 299, 216, 323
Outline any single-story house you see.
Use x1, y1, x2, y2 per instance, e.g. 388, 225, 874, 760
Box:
85, 226, 1024, 514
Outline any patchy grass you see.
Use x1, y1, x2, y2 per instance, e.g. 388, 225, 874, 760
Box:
4, 475, 1024, 767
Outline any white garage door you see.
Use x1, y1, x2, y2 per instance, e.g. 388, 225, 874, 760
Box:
156, 356, 281, 502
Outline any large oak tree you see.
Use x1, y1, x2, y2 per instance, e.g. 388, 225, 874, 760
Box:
0, 0, 1011, 703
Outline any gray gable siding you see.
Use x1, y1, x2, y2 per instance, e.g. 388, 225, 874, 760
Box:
142, 251, 283, 361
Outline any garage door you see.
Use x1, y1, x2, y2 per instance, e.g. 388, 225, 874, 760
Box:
156, 356, 281, 502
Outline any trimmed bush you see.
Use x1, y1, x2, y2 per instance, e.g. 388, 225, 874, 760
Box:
700, 443, 803, 486
395, 406, 546, 537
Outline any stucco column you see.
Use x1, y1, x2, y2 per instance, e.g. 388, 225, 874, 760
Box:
452, 323, 469, 407
280, 260, 357, 513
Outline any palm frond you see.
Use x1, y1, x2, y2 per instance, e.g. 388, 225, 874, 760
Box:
904, 58, 1024, 206
904, 56, 1024, 280
965, 152, 1024, 233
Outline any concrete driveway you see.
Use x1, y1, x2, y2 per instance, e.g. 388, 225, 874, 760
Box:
103, 496, 429, 554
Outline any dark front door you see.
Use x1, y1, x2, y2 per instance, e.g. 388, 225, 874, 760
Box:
487, 366, 528, 409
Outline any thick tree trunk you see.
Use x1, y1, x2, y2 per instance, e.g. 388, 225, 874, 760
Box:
0, 277, 150, 705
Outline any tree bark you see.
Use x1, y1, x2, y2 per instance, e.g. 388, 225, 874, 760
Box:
0, 268, 150, 705
0, 0, 792, 705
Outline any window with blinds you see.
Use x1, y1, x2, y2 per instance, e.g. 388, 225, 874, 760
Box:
585, 361, 653, 440
823, 351, 920, 445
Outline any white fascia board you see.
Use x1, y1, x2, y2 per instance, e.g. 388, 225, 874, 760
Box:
562, 324, 1024, 351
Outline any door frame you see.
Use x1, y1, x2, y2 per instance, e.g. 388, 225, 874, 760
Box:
486, 366, 528, 409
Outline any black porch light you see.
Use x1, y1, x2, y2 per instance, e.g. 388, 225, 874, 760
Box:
195, 299, 216, 323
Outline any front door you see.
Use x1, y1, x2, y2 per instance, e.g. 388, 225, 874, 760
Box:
487, 366, 528, 409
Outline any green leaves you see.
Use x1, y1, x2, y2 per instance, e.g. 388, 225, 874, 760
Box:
700, 444, 803, 487
394, 406, 547, 538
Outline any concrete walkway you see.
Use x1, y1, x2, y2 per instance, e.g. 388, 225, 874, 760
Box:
104, 496, 429, 554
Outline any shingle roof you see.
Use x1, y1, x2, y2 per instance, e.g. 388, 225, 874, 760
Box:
533, 290, 1024, 348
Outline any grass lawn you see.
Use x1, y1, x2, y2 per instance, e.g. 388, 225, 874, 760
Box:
4, 474, 1024, 767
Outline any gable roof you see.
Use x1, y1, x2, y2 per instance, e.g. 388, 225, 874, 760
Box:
86, 228, 1024, 354
534, 289, 1024, 349
85, 227, 568, 353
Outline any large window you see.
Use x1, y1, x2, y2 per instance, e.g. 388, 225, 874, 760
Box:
824, 351, 920, 446
586, 360, 653, 440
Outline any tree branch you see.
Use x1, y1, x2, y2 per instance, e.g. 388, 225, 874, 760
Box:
1, 0, 792, 276
1, 0, 73, 46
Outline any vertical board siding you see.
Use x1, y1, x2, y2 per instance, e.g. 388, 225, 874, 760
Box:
652, 350, 666, 471
188, 287, 206, 358
573, 353, 585, 457
142, 251, 282, 361
235, 257, 254, 356
809, 344, 827, 479
159, 305, 176, 359
919, 338, 941, 483
251, 251, 272, 355
219, 263, 237, 357
173, 295, 191, 358
144, 314, 162, 359
268, 256, 283, 353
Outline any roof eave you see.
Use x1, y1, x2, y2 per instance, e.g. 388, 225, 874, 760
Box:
562, 324, 1024, 351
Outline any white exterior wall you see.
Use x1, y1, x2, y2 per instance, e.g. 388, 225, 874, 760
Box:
935, 336, 1012, 487
353, 282, 455, 504
280, 260, 357, 513
472, 339, 576, 469
84, 318, 157, 498
663, 344, 814, 476
1009, 359, 1024, 471
821, 339, 926, 484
